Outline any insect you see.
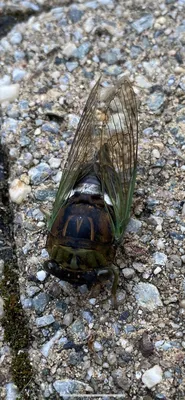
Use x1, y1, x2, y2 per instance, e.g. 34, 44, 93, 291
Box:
44, 77, 138, 304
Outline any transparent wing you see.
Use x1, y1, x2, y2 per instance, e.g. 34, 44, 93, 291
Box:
48, 77, 101, 231
98, 78, 138, 240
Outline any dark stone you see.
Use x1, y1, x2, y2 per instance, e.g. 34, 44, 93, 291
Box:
170, 232, 185, 240
56, 301, 68, 313
175, 52, 183, 64
119, 310, 130, 321
154, 30, 164, 38
69, 350, 84, 366
139, 331, 154, 357
54, 56, 65, 65
63, 341, 83, 352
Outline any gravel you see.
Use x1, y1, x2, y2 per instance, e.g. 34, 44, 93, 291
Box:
0, 0, 185, 398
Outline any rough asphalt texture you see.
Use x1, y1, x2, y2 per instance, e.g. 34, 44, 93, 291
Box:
0, 0, 185, 399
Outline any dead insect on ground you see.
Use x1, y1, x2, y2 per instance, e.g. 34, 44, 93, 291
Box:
44, 77, 138, 305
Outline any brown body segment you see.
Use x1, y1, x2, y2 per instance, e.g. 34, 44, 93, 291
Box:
46, 194, 116, 275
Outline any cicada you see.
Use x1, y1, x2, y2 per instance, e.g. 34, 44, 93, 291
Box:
44, 77, 138, 303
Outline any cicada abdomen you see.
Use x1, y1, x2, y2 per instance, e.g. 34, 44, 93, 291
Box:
44, 77, 138, 303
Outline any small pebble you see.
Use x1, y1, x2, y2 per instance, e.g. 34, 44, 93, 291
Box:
63, 42, 77, 58
63, 312, 74, 326
142, 365, 163, 389
28, 163, 51, 185
153, 266, 162, 275
132, 14, 154, 33
36, 270, 47, 282
66, 62, 79, 72
68, 7, 84, 23
41, 330, 63, 357
180, 299, 185, 309
93, 341, 103, 352
9, 32, 23, 45
153, 252, 167, 266
122, 268, 135, 279
12, 68, 26, 82
147, 92, 165, 112
0, 84, 19, 104
107, 353, 117, 365
68, 114, 80, 130
134, 282, 163, 311
42, 122, 60, 134
152, 149, 160, 158
6, 383, 18, 400
48, 157, 61, 169
36, 315, 55, 327
33, 293, 49, 313
9, 179, 31, 204
53, 380, 93, 397
126, 218, 142, 233
73, 42, 92, 59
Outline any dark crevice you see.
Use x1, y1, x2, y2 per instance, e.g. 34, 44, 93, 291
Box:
0, 1, 72, 39
0, 142, 38, 398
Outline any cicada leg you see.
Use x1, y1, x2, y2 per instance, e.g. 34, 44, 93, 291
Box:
97, 264, 120, 308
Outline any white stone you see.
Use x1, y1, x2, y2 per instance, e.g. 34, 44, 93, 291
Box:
153, 266, 162, 275
9, 179, 31, 204
156, 16, 166, 25
52, 171, 62, 184
49, 157, 61, 169
84, 17, 95, 33
122, 267, 135, 279
135, 75, 152, 89
153, 252, 167, 266
136, 371, 142, 380
152, 149, 160, 158
34, 128, 41, 136
68, 113, 80, 130
182, 203, 185, 216
36, 270, 47, 282
143, 60, 160, 77
119, 337, 128, 348
0, 84, 20, 104
63, 42, 77, 58
142, 365, 163, 389
93, 341, 103, 352
157, 239, 165, 250
6, 383, 18, 400
41, 330, 63, 357
51, 71, 61, 80
10, 32, 23, 45
89, 298, 96, 305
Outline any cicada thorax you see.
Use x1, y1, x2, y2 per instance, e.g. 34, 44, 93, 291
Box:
46, 177, 116, 284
